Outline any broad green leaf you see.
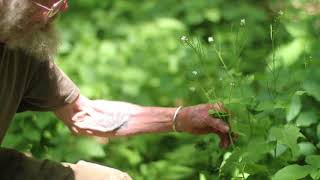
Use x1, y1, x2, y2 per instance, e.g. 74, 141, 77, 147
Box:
272, 164, 313, 180
244, 138, 276, 163
296, 111, 318, 127
268, 38, 305, 68
310, 169, 320, 180
306, 155, 320, 169
269, 125, 304, 157
298, 142, 316, 156
303, 80, 320, 102
286, 94, 301, 122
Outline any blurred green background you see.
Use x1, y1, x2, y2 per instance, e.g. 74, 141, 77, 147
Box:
3, 0, 320, 179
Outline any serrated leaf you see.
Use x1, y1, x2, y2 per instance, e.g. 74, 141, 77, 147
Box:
306, 155, 320, 169
272, 164, 313, 180
269, 125, 303, 157
286, 94, 301, 122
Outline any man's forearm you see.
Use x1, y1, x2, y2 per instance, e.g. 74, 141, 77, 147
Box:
114, 106, 177, 136
56, 95, 231, 147
67, 96, 178, 137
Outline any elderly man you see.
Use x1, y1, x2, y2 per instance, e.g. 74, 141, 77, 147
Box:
0, 0, 231, 179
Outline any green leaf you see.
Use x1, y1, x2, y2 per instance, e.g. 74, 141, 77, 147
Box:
296, 111, 318, 127
269, 125, 304, 157
205, 8, 221, 22
286, 94, 301, 122
295, 91, 306, 96
317, 123, 320, 140
268, 38, 305, 68
306, 155, 320, 169
272, 164, 313, 180
76, 138, 105, 158
303, 80, 320, 102
245, 163, 268, 175
298, 142, 316, 156
310, 170, 320, 180
220, 148, 243, 176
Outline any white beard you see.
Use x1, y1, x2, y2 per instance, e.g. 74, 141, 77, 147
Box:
0, 0, 59, 60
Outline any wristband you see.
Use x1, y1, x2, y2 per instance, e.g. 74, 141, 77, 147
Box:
172, 106, 182, 132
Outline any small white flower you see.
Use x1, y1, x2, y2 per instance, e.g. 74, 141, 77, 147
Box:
240, 19, 246, 26
208, 36, 214, 43
181, 36, 188, 42
278, 10, 284, 16
192, 70, 198, 76
189, 86, 196, 92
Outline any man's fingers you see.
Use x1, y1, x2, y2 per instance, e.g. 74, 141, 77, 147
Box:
207, 118, 229, 133
72, 106, 102, 122
206, 117, 231, 148
74, 120, 108, 132
218, 133, 230, 148
72, 111, 87, 121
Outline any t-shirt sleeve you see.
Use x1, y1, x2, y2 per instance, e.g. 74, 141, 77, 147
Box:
18, 60, 80, 112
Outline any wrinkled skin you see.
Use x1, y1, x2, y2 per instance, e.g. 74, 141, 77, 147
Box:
177, 103, 231, 148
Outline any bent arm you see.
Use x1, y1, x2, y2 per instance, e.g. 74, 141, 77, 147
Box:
54, 95, 177, 137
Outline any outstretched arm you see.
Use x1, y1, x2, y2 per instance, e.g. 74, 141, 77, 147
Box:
54, 95, 231, 148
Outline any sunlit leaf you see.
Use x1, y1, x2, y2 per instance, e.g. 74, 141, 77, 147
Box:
272, 164, 313, 180
286, 94, 301, 122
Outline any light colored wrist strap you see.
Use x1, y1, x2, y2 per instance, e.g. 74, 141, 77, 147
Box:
172, 106, 182, 132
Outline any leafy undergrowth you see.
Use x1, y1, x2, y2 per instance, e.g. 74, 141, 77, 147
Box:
181, 14, 320, 180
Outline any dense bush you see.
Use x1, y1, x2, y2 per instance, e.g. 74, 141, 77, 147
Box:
3, 0, 320, 179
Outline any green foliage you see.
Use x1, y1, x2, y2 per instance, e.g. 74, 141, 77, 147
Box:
272, 164, 313, 180
3, 0, 320, 179
286, 94, 301, 122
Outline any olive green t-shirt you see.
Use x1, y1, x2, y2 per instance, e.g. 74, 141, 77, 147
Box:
0, 43, 80, 144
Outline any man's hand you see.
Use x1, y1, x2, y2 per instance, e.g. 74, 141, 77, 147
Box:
55, 95, 232, 148
176, 104, 231, 148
